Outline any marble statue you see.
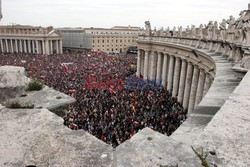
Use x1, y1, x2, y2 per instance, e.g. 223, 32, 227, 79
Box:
144, 21, 152, 36
226, 16, 236, 41
207, 21, 214, 39
159, 27, 164, 36
226, 15, 236, 30
212, 21, 218, 39
219, 19, 227, 30
172, 27, 176, 36
191, 25, 196, 38
241, 6, 250, 45
234, 11, 247, 43
219, 19, 227, 40
178, 26, 183, 37
197, 24, 203, 39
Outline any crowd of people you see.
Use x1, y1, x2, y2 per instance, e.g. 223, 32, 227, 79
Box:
0, 52, 186, 147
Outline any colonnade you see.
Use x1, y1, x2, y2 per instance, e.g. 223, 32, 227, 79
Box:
0, 38, 63, 55
136, 49, 212, 113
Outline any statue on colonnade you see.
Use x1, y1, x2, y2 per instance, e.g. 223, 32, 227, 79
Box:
206, 21, 213, 39
144, 21, 152, 36
219, 19, 227, 40
190, 25, 196, 38
197, 24, 203, 39
226, 15, 236, 41
177, 26, 183, 37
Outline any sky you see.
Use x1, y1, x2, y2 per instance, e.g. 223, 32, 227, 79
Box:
1, 0, 249, 29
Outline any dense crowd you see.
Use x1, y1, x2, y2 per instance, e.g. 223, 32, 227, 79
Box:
0, 52, 186, 147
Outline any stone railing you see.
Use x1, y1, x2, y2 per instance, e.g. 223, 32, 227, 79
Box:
138, 35, 250, 68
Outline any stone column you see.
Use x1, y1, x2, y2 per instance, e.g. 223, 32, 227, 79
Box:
172, 57, 181, 97
203, 74, 212, 97
0, 39, 4, 52
24, 40, 27, 53
45, 40, 49, 55
161, 54, 168, 87
140, 51, 144, 76
59, 40, 63, 54
188, 65, 199, 113
28, 40, 31, 53
50, 40, 53, 54
55, 40, 59, 54
177, 60, 187, 103
195, 69, 206, 106
42, 40, 45, 54
32, 40, 35, 53
15, 39, 18, 53
36, 40, 39, 54
136, 49, 141, 77
150, 52, 157, 80
156, 52, 163, 84
10, 39, 14, 53
167, 55, 174, 91
19, 40, 23, 53
183, 62, 193, 110
5, 39, 9, 53
143, 50, 149, 79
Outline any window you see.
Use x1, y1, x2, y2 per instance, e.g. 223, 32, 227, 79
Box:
120, 40, 122, 42
102, 40, 104, 43
107, 40, 109, 43
98, 40, 99, 43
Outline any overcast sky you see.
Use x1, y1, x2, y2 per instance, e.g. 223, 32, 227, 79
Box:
1, 0, 249, 29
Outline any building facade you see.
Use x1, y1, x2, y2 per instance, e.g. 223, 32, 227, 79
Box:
0, 25, 63, 55
85, 26, 142, 53
56, 28, 92, 50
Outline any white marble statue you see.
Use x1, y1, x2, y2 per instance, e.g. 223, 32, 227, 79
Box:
191, 25, 196, 38
212, 21, 218, 39
144, 21, 152, 36
234, 11, 247, 43
219, 19, 227, 40
241, 5, 250, 45
159, 27, 164, 36
226, 15, 236, 30
207, 21, 214, 39
197, 24, 203, 39
178, 26, 183, 37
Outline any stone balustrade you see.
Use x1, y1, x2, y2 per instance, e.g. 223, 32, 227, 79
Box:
137, 4, 250, 112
